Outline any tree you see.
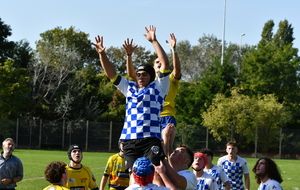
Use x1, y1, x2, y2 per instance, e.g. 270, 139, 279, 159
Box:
29, 41, 81, 118
0, 18, 15, 63
240, 19, 300, 127
202, 88, 292, 152
241, 20, 299, 101
0, 59, 31, 119
13, 39, 33, 69
36, 26, 98, 70
176, 34, 223, 82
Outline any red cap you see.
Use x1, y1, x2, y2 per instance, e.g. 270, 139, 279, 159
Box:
194, 152, 207, 169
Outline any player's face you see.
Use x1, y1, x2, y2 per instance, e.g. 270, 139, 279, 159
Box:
2, 140, 15, 154
226, 145, 238, 156
255, 159, 267, 176
153, 58, 161, 74
205, 154, 213, 164
192, 156, 204, 170
71, 149, 82, 162
170, 147, 189, 164
62, 169, 69, 185
136, 71, 151, 88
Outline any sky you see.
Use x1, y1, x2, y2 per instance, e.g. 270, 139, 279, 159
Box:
1, 0, 300, 53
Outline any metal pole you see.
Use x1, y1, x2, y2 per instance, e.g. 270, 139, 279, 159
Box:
39, 119, 42, 149
240, 33, 245, 52
16, 118, 19, 148
85, 120, 89, 152
62, 119, 65, 150
109, 121, 112, 152
221, 0, 226, 65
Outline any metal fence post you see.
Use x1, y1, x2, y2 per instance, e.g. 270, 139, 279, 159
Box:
62, 119, 65, 150
109, 121, 112, 152
85, 120, 89, 152
16, 118, 19, 148
39, 119, 42, 149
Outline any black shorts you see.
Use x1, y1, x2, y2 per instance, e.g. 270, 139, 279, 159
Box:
123, 137, 165, 172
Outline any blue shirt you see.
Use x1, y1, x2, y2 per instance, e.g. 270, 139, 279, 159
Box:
0, 153, 24, 189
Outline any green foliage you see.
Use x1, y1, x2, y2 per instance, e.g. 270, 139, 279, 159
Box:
0, 18, 15, 63
36, 26, 98, 70
202, 88, 292, 152
0, 59, 31, 119
240, 19, 300, 128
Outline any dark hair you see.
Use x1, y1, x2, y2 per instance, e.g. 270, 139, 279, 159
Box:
200, 148, 214, 158
44, 161, 67, 183
252, 157, 283, 184
177, 144, 194, 168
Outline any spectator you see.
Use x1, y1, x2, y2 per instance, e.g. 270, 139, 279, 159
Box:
0, 138, 23, 189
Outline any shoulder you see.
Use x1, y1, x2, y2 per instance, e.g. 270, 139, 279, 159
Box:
237, 156, 247, 163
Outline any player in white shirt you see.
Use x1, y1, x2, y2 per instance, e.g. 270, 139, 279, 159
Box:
252, 157, 283, 190
200, 148, 230, 190
217, 141, 250, 190
192, 152, 218, 190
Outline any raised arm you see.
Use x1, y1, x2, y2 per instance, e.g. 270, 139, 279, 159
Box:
161, 159, 188, 190
123, 38, 138, 80
143, 25, 169, 72
166, 33, 181, 79
154, 161, 176, 190
91, 35, 116, 81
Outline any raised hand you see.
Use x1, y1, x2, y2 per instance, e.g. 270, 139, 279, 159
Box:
91, 35, 106, 53
143, 25, 157, 42
122, 38, 138, 55
166, 33, 177, 49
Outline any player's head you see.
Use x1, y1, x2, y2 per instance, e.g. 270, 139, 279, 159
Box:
132, 157, 155, 186
200, 148, 214, 164
67, 144, 83, 164
44, 161, 68, 185
252, 157, 283, 184
192, 152, 207, 171
2, 138, 15, 154
153, 56, 160, 74
226, 141, 238, 156
170, 144, 194, 169
136, 63, 155, 88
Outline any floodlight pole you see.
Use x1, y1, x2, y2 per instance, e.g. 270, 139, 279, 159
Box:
221, 0, 226, 65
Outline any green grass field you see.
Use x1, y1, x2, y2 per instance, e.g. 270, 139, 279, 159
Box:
13, 149, 299, 189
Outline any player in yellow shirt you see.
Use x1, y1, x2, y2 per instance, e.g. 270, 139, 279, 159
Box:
125, 33, 181, 157
43, 161, 70, 190
100, 142, 129, 190
65, 144, 99, 190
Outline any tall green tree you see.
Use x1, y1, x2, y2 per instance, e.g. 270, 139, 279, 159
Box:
0, 18, 15, 63
36, 26, 98, 70
240, 19, 300, 127
241, 20, 299, 101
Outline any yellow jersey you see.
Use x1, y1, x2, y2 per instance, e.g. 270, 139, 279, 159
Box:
65, 164, 99, 190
